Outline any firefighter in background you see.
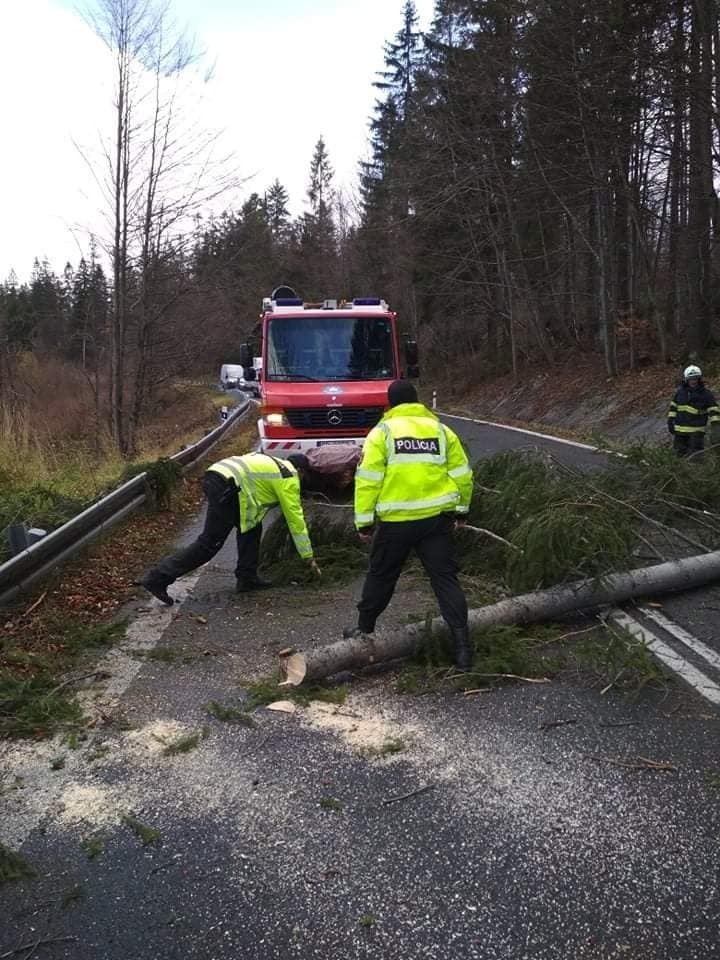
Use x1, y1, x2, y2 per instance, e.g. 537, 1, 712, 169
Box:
345, 380, 474, 671
667, 365, 720, 456
137, 452, 320, 605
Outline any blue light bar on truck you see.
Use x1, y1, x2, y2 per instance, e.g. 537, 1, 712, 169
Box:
275, 298, 303, 306
352, 298, 382, 306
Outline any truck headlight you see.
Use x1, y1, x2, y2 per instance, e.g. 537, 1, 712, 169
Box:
263, 410, 288, 427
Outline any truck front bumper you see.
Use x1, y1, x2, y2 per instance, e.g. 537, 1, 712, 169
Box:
258, 422, 366, 454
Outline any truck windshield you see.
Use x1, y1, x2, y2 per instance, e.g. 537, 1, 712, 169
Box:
266, 315, 395, 382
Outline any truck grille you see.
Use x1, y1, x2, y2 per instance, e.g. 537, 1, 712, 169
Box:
284, 406, 384, 430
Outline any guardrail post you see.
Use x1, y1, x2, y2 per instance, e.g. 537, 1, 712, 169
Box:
220, 405, 229, 422
7, 524, 29, 556
432, 390, 437, 410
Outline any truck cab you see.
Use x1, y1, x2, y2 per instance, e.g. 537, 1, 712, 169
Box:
253, 295, 416, 454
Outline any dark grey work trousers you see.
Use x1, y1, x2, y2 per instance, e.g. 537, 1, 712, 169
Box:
673, 432, 705, 457
356, 513, 468, 632
149, 470, 261, 587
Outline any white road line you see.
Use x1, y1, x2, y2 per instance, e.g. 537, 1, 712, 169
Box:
0, 572, 203, 850
440, 411, 603, 453
610, 610, 720, 706
79, 574, 204, 713
639, 607, 720, 675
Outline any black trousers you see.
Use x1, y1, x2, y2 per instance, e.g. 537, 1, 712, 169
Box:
149, 470, 262, 587
673, 432, 705, 457
356, 514, 468, 632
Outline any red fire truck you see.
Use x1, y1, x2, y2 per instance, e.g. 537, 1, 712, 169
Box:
242, 291, 418, 454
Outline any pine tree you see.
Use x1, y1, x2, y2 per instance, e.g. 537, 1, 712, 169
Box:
71, 250, 108, 369
355, 3, 425, 324
299, 137, 339, 297
29, 258, 65, 351
375, 1, 423, 119
307, 136, 335, 220
264, 179, 291, 243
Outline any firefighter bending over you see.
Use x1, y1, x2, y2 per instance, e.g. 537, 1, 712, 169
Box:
667, 365, 720, 456
345, 380, 474, 671
137, 452, 319, 605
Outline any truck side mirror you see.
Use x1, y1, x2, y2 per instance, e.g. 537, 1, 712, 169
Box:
405, 339, 419, 379
239, 343, 253, 368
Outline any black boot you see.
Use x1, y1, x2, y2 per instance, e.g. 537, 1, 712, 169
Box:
135, 576, 174, 606
450, 626, 472, 672
236, 575, 273, 593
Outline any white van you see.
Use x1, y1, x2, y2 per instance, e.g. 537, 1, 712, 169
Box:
220, 364, 245, 390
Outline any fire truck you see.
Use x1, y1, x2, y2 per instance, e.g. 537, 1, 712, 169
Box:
241, 290, 418, 454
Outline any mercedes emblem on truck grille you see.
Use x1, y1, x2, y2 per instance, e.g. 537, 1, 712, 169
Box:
327, 409, 343, 426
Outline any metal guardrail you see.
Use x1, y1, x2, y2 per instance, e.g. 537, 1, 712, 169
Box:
0, 397, 253, 606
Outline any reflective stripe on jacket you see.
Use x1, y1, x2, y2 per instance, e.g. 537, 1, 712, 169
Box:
354, 402, 473, 527
668, 383, 720, 434
208, 453, 313, 558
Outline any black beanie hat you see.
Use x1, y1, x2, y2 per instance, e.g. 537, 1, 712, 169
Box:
286, 453, 310, 473
388, 380, 418, 407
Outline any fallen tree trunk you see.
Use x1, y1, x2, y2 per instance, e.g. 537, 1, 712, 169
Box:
287, 550, 720, 683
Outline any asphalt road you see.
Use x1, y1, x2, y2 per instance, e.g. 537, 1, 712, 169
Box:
2, 414, 719, 960
439, 413, 611, 473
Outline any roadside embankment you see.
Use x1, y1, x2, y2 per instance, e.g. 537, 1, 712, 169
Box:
434, 356, 690, 443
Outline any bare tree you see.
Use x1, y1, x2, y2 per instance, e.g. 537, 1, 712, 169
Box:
86, 0, 238, 455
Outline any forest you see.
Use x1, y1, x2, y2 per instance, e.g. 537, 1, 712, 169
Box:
2, 0, 720, 461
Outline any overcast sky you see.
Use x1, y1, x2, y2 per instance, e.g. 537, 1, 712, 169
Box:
0, 0, 435, 281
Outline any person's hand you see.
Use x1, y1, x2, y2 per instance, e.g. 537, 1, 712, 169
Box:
455, 516, 467, 530
307, 558, 322, 577
358, 528, 372, 545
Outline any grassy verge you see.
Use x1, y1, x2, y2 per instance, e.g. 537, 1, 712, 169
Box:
0, 619, 126, 739
0, 381, 232, 564
0, 417, 258, 741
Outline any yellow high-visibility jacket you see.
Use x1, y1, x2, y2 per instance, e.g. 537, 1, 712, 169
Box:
208, 453, 313, 559
354, 402, 473, 528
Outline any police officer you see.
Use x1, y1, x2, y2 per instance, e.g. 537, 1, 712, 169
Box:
345, 380, 474, 670
667, 365, 720, 457
137, 452, 319, 605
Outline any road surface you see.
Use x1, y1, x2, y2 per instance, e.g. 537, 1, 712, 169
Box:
1, 412, 719, 960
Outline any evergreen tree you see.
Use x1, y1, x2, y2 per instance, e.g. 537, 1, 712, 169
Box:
264, 179, 291, 243
300, 137, 339, 298
375, 1, 423, 119
29, 257, 66, 351
0, 277, 35, 352
307, 136, 335, 221
71, 248, 108, 369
